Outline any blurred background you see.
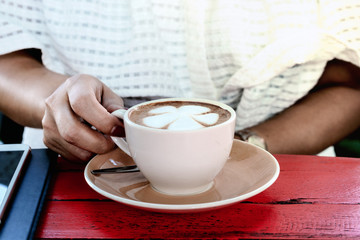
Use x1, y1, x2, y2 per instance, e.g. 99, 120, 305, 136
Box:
0, 112, 24, 144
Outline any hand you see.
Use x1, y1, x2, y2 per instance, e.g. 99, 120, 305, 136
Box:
42, 74, 125, 162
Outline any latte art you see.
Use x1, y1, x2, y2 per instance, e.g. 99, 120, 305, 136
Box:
129, 101, 231, 130
143, 105, 219, 130
113, 98, 235, 196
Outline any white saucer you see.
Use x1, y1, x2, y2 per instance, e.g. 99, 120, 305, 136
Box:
84, 139, 280, 213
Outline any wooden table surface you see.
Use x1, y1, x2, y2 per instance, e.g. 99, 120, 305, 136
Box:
34, 153, 360, 239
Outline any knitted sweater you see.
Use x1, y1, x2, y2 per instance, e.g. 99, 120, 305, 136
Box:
1, 0, 359, 133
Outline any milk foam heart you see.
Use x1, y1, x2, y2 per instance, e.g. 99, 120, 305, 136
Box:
143, 105, 219, 130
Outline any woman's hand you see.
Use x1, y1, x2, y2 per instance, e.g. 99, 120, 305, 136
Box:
42, 74, 125, 162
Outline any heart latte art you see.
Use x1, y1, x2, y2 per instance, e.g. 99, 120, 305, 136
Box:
129, 101, 231, 130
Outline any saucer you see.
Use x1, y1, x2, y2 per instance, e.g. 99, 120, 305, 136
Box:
84, 139, 280, 213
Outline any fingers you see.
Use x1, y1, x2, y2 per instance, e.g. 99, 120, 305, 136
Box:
42, 74, 124, 162
42, 124, 94, 162
66, 75, 124, 135
42, 103, 96, 162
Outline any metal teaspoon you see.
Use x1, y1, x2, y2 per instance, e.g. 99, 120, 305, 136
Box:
91, 165, 140, 175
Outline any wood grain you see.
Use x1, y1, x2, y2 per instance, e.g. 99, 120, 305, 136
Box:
35, 154, 360, 239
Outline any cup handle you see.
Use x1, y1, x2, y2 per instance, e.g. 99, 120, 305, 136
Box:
110, 109, 131, 156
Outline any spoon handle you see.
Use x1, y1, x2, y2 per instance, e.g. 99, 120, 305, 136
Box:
91, 165, 139, 175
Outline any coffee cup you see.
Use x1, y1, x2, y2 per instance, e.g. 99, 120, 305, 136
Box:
111, 98, 236, 195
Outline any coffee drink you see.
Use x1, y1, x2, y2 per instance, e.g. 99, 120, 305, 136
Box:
129, 101, 231, 130
111, 98, 236, 195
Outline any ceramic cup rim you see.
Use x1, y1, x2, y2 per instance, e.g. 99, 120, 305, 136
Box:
122, 97, 236, 133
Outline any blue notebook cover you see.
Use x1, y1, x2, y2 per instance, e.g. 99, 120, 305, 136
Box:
0, 148, 56, 240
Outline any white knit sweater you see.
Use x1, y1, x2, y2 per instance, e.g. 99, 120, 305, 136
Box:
1, 0, 359, 147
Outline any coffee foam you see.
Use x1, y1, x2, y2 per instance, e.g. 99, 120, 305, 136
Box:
142, 105, 219, 130
129, 101, 231, 130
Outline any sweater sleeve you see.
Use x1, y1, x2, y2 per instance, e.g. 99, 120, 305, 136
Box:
0, 0, 44, 55
226, 0, 360, 130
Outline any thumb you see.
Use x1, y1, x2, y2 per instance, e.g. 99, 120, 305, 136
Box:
102, 85, 125, 113
101, 86, 126, 137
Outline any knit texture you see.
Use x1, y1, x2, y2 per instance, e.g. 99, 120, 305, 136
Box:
1, 0, 359, 131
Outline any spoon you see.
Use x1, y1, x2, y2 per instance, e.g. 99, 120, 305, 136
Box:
91, 165, 140, 175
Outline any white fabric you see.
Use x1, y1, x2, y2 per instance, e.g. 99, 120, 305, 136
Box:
1, 0, 360, 152
22, 127, 46, 149
317, 146, 336, 157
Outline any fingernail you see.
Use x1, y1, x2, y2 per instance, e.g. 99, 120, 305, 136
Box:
110, 126, 125, 137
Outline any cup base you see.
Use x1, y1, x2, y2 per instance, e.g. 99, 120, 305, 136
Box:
150, 181, 215, 196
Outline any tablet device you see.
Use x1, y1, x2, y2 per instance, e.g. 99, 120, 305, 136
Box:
0, 144, 31, 224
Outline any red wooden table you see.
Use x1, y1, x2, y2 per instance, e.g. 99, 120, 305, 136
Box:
35, 154, 360, 239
